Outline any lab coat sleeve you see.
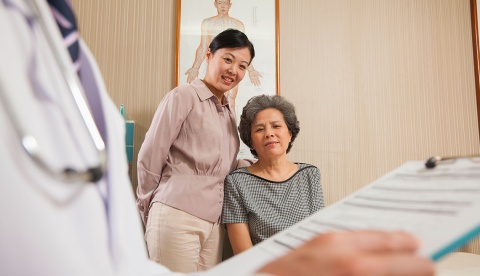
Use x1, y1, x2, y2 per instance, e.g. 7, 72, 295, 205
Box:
136, 87, 194, 224
81, 40, 191, 276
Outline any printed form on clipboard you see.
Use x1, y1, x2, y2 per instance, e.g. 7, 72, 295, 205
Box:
210, 157, 480, 275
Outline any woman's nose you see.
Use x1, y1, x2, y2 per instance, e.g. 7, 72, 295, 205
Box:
265, 128, 274, 137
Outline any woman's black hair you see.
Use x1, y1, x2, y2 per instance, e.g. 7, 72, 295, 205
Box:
209, 28, 255, 64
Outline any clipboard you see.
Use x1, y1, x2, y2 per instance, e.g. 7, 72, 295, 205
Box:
210, 156, 480, 275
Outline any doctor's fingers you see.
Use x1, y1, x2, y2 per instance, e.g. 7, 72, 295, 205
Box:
256, 240, 434, 276
353, 254, 435, 276
307, 230, 421, 253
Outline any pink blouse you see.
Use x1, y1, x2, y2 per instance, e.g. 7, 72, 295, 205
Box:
137, 78, 249, 223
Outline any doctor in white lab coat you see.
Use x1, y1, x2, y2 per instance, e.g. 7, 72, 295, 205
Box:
0, 1, 435, 276
0, 0, 177, 275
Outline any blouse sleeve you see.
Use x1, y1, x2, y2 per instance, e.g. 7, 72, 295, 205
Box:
136, 86, 194, 224
222, 173, 249, 224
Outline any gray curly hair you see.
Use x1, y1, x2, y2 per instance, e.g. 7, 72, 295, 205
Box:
238, 94, 300, 158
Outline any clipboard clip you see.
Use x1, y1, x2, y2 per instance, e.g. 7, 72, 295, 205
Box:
425, 155, 480, 169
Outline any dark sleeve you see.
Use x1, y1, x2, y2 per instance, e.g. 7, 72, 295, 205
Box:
310, 166, 325, 212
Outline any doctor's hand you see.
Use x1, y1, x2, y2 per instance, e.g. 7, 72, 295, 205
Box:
257, 230, 435, 276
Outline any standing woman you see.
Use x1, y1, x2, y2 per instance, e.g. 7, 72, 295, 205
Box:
222, 95, 325, 255
136, 29, 254, 272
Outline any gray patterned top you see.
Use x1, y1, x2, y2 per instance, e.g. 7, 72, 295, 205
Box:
222, 163, 324, 245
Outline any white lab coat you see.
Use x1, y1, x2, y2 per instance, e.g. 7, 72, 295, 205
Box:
0, 1, 183, 275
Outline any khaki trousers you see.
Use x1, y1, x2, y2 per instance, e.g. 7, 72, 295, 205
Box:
145, 202, 224, 273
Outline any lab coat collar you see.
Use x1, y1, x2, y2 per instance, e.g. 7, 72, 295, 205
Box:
3, 0, 35, 19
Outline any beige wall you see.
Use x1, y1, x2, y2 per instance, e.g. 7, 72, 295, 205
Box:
73, 0, 480, 254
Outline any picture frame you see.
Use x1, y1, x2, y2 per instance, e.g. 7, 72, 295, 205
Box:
470, 0, 480, 137
176, 0, 280, 158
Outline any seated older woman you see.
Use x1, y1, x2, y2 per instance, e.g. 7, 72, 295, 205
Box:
222, 94, 324, 255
